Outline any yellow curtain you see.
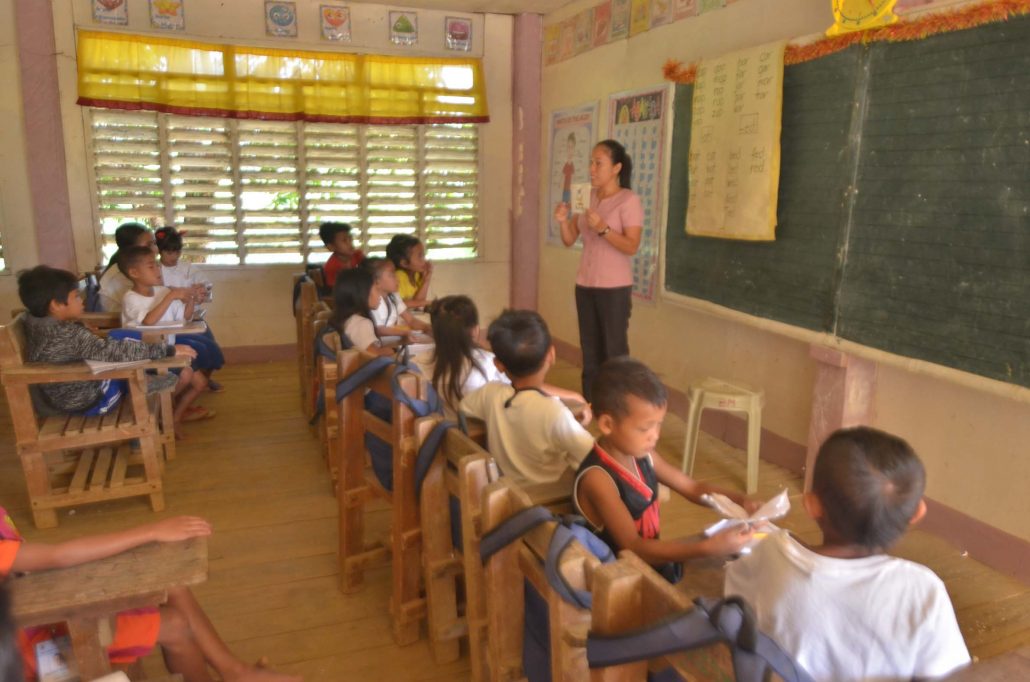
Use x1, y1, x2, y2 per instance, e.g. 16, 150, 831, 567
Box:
76, 30, 489, 124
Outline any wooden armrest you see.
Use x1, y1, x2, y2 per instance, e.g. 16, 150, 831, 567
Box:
1, 357, 189, 385
11, 537, 207, 627
81, 312, 122, 327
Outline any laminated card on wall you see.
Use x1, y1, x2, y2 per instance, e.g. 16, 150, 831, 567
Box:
686, 41, 785, 241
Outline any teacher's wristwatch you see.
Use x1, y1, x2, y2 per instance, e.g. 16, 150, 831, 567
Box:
598, 225, 611, 237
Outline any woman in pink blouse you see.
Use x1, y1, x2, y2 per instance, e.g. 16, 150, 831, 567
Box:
554, 139, 643, 400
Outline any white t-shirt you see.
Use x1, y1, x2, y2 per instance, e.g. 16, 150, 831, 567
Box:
724, 531, 970, 682
98, 267, 132, 312
121, 286, 186, 327
459, 382, 594, 486
343, 314, 380, 351
413, 347, 510, 417
161, 261, 210, 289
371, 293, 407, 328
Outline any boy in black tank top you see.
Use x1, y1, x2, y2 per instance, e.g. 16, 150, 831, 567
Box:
573, 357, 760, 582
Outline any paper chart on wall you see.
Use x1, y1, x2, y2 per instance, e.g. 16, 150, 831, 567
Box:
608, 86, 670, 302
686, 40, 785, 241
547, 102, 598, 246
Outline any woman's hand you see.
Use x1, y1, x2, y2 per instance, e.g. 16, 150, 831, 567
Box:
554, 202, 570, 223
584, 209, 605, 233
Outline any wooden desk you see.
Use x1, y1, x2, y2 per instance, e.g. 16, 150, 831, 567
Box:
10, 537, 208, 680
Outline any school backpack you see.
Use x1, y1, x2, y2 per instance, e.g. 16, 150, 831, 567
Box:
586, 595, 814, 682
479, 506, 616, 682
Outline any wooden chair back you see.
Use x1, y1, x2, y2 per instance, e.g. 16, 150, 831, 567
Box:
481, 478, 601, 682
295, 278, 319, 417
336, 348, 431, 646
0, 316, 179, 528
589, 551, 738, 681
312, 307, 338, 482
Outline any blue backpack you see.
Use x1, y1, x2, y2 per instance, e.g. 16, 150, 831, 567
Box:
479, 506, 615, 682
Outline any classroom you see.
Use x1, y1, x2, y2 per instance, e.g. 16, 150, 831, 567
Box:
0, 0, 1027, 679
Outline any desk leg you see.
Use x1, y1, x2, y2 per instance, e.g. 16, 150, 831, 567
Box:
67, 616, 110, 680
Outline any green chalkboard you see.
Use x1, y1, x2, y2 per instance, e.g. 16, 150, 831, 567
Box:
663, 17, 1030, 388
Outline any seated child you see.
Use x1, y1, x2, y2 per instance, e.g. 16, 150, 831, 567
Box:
156, 227, 224, 392
17, 266, 204, 427
0, 507, 302, 682
319, 222, 364, 290
573, 357, 757, 583
364, 258, 430, 341
385, 234, 433, 309
119, 246, 224, 398
412, 295, 507, 417
329, 268, 393, 357
98, 222, 157, 312
725, 427, 971, 681
459, 310, 592, 487
156, 226, 211, 296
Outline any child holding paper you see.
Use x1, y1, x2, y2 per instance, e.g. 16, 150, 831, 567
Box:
572, 357, 760, 583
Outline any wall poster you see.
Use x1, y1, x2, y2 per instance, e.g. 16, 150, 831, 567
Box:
608, 86, 670, 301
547, 102, 598, 246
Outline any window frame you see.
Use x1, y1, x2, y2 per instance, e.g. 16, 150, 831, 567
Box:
82, 108, 484, 268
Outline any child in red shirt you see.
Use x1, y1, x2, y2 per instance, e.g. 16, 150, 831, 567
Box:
319, 222, 364, 289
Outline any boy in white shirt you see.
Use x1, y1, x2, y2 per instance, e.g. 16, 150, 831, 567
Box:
459, 310, 592, 487
725, 427, 971, 682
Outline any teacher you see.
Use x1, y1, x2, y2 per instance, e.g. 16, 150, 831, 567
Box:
554, 139, 643, 401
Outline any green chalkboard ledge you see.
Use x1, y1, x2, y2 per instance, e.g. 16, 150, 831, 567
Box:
656, 286, 1030, 406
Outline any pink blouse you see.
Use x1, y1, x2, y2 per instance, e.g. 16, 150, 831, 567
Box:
575, 188, 644, 288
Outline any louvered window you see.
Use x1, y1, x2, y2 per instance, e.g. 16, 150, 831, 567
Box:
90, 110, 479, 265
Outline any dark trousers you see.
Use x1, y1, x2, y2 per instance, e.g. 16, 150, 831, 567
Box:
575, 285, 632, 401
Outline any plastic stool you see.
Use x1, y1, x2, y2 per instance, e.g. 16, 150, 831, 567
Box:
681, 378, 765, 495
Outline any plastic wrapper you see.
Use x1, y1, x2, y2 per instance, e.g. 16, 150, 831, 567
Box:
701, 488, 791, 553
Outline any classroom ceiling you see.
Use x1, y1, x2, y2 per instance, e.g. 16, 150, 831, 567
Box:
347, 0, 577, 14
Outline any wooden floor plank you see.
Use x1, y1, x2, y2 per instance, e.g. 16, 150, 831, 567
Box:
1, 359, 1026, 681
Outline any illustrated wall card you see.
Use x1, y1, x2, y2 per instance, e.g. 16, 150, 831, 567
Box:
686, 41, 786, 241
574, 9, 593, 54
651, 0, 674, 28
390, 11, 418, 45
320, 5, 351, 42
673, 0, 698, 20
547, 102, 598, 246
698, 0, 726, 14
630, 0, 651, 36
608, 86, 670, 301
150, 0, 184, 30
266, 1, 298, 37
610, 0, 631, 39
593, 2, 612, 47
558, 18, 576, 60
445, 17, 472, 51
544, 24, 561, 65
93, 0, 128, 25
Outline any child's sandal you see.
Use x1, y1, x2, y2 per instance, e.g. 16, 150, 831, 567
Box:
182, 406, 216, 422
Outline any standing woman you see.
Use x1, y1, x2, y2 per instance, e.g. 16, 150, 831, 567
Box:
554, 139, 643, 400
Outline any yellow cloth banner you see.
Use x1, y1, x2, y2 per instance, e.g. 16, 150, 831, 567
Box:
686, 41, 785, 241
76, 30, 489, 123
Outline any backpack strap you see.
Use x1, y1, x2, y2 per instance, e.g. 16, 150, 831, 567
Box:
479, 505, 556, 563
389, 362, 443, 418
585, 597, 814, 682
413, 419, 458, 495
334, 355, 396, 404
543, 523, 593, 609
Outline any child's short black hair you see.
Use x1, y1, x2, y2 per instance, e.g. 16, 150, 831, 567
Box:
319, 222, 352, 247
17, 266, 78, 317
385, 234, 421, 269
486, 310, 552, 378
592, 357, 667, 419
118, 245, 156, 277
812, 427, 926, 551
154, 226, 184, 252
361, 256, 391, 278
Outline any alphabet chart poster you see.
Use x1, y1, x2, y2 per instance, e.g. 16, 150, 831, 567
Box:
548, 102, 598, 246
608, 86, 670, 302
686, 41, 785, 240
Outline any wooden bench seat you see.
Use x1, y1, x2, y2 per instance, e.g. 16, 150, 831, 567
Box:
0, 316, 187, 528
